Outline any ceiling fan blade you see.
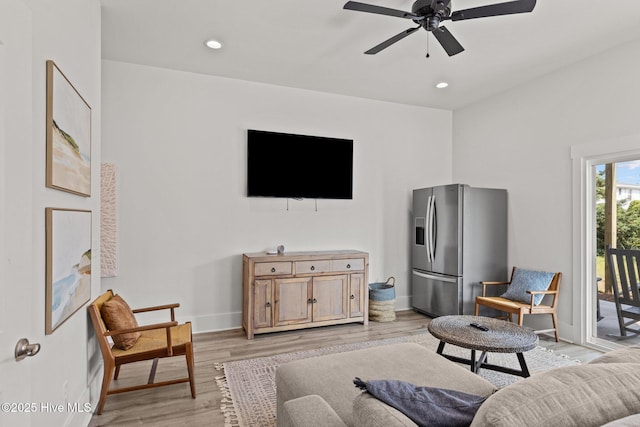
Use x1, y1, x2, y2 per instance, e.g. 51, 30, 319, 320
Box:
364, 26, 421, 55
432, 26, 464, 56
450, 0, 536, 21
343, 1, 420, 20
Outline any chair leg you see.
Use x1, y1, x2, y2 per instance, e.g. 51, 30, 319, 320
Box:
185, 343, 196, 398
97, 358, 116, 415
148, 358, 159, 384
114, 364, 121, 380
551, 312, 559, 342
474, 303, 479, 316
517, 312, 524, 326
614, 300, 628, 337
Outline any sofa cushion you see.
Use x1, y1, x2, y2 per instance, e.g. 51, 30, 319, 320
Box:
353, 378, 485, 427
276, 343, 496, 426
501, 268, 554, 305
470, 363, 640, 427
353, 393, 420, 427
589, 344, 640, 365
601, 414, 640, 426
281, 395, 347, 427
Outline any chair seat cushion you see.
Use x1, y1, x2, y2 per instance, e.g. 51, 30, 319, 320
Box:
111, 323, 191, 356
476, 296, 552, 312
101, 294, 141, 350
501, 268, 554, 305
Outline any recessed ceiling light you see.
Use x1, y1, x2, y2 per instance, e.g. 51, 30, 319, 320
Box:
436, 82, 449, 89
205, 39, 223, 50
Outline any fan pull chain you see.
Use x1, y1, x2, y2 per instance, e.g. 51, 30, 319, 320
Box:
426, 33, 430, 58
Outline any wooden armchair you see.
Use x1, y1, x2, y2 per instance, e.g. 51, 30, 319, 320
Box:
474, 267, 562, 342
605, 246, 640, 337
88, 290, 196, 415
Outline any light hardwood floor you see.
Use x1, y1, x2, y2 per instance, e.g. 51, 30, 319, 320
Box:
88, 310, 603, 426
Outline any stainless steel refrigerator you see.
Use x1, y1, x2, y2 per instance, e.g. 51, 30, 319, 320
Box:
412, 184, 507, 317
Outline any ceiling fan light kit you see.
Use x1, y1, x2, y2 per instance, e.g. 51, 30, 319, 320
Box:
343, 0, 536, 56
204, 39, 223, 50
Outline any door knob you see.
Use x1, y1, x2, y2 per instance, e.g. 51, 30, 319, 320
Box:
15, 338, 41, 362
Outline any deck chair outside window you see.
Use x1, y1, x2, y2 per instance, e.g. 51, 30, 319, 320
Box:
88, 290, 196, 415
605, 246, 640, 337
474, 267, 562, 342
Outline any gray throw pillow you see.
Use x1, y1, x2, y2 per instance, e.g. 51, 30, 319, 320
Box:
501, 268, 554, 305
354, 377, 485, 427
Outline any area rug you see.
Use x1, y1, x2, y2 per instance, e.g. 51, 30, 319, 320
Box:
214, 332, 579, 427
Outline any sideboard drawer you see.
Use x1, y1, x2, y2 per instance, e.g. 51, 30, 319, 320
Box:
295, 260, 331, 274
331, 258, 364, 272
255, 262, 292, 276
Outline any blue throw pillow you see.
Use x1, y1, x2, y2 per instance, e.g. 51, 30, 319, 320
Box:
501, 268, 555, 305
354, 377, 485, 427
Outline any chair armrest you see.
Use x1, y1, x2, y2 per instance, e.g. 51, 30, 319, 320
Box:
526, 290, 558, 307
103, 321, 178, 337
132, 303, 180, 313
479, 281, 510, 297
527, 290, 557, 295
132, 303, 179, 321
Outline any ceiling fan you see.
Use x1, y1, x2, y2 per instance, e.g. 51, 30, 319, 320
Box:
343, 0, 536, 56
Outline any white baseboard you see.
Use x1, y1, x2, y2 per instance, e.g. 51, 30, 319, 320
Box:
189, 297, 415, 334
64, 386, 94, 427
191, 311, 243, 334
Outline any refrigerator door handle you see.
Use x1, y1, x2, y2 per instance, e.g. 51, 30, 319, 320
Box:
425, 196, 432, 262
427, 195, 436, 263
412, 270, 458, 284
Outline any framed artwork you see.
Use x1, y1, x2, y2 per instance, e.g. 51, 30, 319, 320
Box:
46, 60, 92, 196
45, 208, 92, 334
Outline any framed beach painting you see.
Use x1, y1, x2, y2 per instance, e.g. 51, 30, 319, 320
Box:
45, 208, 92, 334
46, 60, 92, 196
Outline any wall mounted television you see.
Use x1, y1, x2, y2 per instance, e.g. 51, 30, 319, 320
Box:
247, 129, 353, 199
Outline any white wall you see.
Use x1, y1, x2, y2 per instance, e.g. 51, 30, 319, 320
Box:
1, 0, 101, 426
452, 38, 640, 340
101, 60, 452, 332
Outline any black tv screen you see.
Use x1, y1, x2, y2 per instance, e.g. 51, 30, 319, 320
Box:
247, 130, 353, 199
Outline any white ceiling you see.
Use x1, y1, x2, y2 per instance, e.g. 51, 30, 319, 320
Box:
101, 0, 640, 110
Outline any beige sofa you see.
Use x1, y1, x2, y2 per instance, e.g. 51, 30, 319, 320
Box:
276, 342, 640, 426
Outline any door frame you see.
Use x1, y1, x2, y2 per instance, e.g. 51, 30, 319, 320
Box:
571, 134, 640, 350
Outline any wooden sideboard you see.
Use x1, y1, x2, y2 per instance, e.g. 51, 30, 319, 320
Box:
242, 250, 369, 339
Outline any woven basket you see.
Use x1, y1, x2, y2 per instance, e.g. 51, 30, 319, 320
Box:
368, 277, 396, 322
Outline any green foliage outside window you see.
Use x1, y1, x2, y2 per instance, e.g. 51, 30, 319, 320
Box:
596, 170, 640, 255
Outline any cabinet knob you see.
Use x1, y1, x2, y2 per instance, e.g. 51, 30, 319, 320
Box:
271, 267, 276, 273
347, 264, 351, 269
308, 298, 313, 304
310, 265, 315, 271
313, 298, 317, 303
350, 294, 355, 299
265, 302, 271, 308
